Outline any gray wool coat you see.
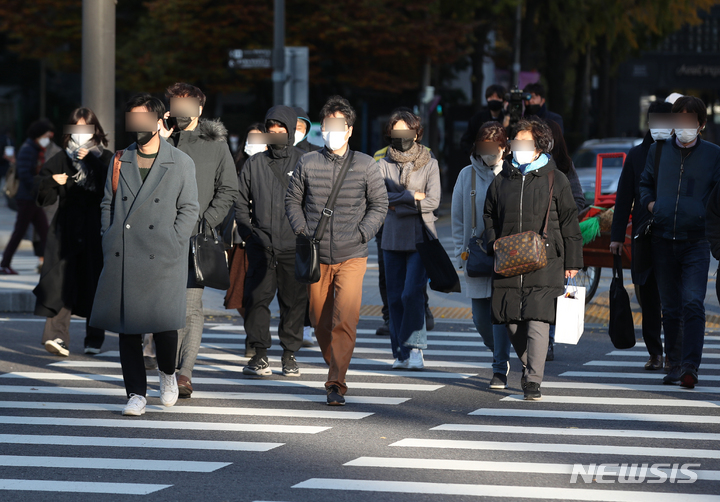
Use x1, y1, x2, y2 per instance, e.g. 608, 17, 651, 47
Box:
90, 140, 199, 334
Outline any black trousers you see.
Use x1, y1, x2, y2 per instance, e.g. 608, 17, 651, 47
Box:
636, 269, 664, 357
119, 331, 177, 398
243, 246, 306, 354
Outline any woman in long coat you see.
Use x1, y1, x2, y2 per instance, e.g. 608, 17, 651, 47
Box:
483, 117, 583, 401
34, 108, 112, 356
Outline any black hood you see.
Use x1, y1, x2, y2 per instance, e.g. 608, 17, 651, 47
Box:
293, 106, 312, 143
265, 105, 297, 149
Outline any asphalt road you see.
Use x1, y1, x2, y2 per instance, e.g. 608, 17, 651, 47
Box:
0, 315, 719, 501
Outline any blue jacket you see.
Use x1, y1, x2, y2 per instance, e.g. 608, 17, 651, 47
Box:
639, 137, 720, 241
15, 138, 42, 201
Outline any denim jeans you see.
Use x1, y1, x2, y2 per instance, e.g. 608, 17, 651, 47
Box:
652, 236, 710, 374
384, 250, 428, 361
472, 298, 511, 375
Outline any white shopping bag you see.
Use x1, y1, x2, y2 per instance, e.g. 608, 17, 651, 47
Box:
554, 279, 585, 345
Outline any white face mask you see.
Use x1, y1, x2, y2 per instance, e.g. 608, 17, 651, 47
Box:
480, 153, 501, 167
650, 129, 673, 141
37, 137, 51, 148
71, 133, 94, 146
676, 128, 699, 144
244, 141, 266, 157
512, 150, 536, 165
293, 130, 305, 146
322, 130, 348, 152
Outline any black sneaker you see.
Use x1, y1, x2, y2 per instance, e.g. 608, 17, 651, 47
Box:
326, 385, 345, 406
546, 340, 554, 361
44, 338, 69, 357
243, 354, 271, 376
663, 366, 682, 385
425, 306, 435, 331
282, 354, 301, 377
375, 321, 390, 336
524, 382, 542, 401
489, 373, 507, 389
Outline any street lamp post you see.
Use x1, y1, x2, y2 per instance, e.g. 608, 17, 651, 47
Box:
273, 0, 285, 106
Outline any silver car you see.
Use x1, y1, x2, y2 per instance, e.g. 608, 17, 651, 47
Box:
573, 138, 643, 202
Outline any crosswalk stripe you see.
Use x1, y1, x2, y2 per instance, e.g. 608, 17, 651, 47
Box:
343, 457, 720, 480
390, 438, 720, 460
45, 361, 476, 378
430, 424, 720, 441
607, 351, 720, 359
584, 360, 720, 370
200, 344, 493, 357
560, 371, 720, 381
0, 416, 330, 434
541, 381, 720, 393
0, 479, 171, 495
202, 334, 489, 348
502, 394, 719, 408
0, 386, 409, 405
0, 434, 282, 451
0, 373, 443, 392
207, 325, 483, 338
95, 352, 495, 367
0, 401, 372, 419
292, 478, 716, 501
469, 408, 720, 424
0, 455, 230, 472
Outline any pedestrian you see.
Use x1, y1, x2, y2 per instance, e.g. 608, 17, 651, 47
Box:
452, 121, 511, 388
376, 110, 439, 370
610, 100, 674, 371
483, 117, 583, 400
293, 107, 321, 153
234, 122, 266, 173
0, 120, 53, 275
90, 94, 199, 416
523, 83, 564, 133
640, 96, 720, 389
160, 82, 238, 398
33, 108, 111, 357
236, 105, 308, 378
459, 84, 509, 156
285, 95, 388, 405
545, 119, 587, 361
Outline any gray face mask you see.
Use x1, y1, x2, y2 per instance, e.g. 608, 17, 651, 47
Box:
480, 153, 501, 166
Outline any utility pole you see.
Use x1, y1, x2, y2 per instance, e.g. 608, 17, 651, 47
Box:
272, 0, 285, 106
511, 0, 522, 88
82, 0, 116, 149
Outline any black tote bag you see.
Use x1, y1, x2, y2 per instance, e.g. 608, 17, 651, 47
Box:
190, 220, 231, 290
608, 254, 636, 349
465, 170, 494, 277
416, 203, 461, 293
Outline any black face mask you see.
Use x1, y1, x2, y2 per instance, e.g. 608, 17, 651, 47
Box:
487, 100, 503, 112
268, 143, 287, 151
135, 131, 156, 146
175, 117, 193, 130
391, 137, 415, 152
524, 104, 542, 116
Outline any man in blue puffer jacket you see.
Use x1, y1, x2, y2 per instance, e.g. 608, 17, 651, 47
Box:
639, 96, 720, 389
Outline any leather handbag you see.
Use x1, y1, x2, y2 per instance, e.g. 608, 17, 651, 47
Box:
294, 151, 354, 284
190, 219, 231, 290
493, 170, 555, 278
416, 201, 461, 293
464, 169, 494, 277
608, 254, 636, 349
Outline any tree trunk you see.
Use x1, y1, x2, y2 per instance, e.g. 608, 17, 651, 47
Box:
471, 14, 490, 112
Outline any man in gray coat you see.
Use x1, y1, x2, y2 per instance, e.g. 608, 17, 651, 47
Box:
160, 83, 239, 398
90, 94, 199, 417
286, 96, 388, 405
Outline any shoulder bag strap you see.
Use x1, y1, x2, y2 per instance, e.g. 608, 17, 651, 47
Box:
313, 151, 354, 241
541, 169, 555, 240
268, 158, 290, 190
653, 140, 664, 190
111, 150, 124, 196
470, 169, 477, 237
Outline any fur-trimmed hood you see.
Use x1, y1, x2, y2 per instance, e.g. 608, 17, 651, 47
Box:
196, 118, 228, 142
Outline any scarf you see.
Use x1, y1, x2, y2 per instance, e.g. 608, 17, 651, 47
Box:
512, 153, 549, 175
66, 139, 104, 191
388, 142, 431, 188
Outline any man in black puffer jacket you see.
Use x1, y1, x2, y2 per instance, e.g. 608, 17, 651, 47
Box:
286, 96, 388, 405
236, 105, 308, 378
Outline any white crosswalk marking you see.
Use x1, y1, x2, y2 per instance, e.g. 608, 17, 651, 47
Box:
469, 407, 720, 424
500, 395, 720, 407
0, 456, 230, 472
560, 370, 720, 380
607, 350, 720, 359
584, 360, 720, 370
0, 479, 172, 495
540, 381, 720, 393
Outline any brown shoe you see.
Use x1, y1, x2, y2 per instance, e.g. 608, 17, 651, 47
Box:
177, 375, 193, 398
645, 355, 662, 370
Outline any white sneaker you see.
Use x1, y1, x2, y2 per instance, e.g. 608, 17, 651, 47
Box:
158, 370, 179, 407
302, 326, 316, 347
45, 338, 69, 357
408, 349, 424, 370
392, 358, 409, 369
122, 394, 146, 416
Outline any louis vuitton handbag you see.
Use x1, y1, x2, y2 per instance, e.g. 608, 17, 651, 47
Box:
493, 170, 555, 278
